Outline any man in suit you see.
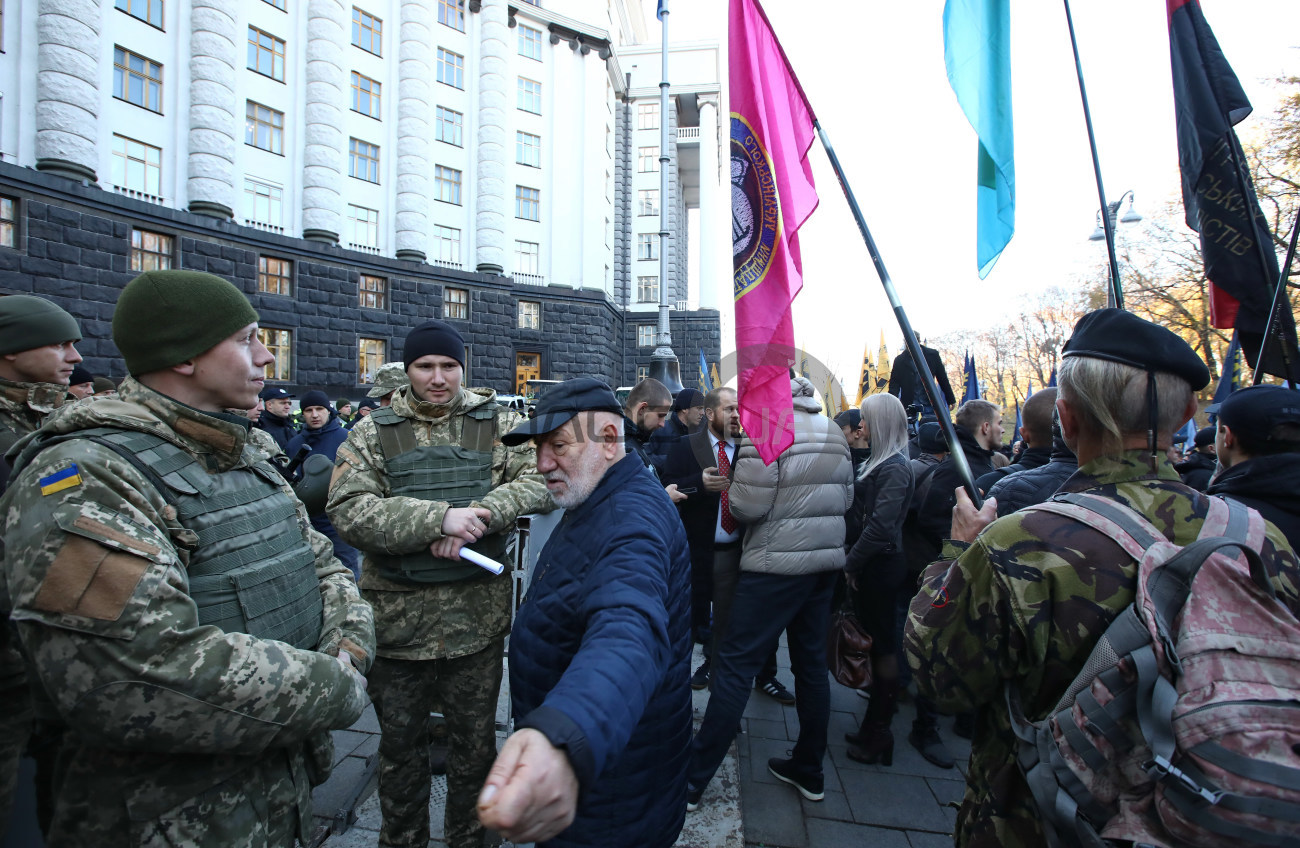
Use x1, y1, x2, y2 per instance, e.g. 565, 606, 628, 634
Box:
662, 388, 791, 703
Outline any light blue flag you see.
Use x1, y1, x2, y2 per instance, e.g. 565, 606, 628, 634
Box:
944, 0, 1015, 278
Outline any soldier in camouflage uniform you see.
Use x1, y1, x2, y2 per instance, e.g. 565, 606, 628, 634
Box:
0, 295, 83, 837
905, 309, 1300, 848
328, 319, 550, 848
0, 270, 374, 846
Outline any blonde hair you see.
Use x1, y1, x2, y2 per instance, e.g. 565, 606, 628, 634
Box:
858, 393, 909, 479
1058, 356, 1194, 452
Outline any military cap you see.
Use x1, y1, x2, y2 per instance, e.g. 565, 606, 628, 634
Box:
260, 385, 294, 400
1061, 308, 1210, 390
502, 377, 624, 445
1217, 385, 1300, 444
834, 408, 862, 430
0, 295, 81, 355
367, 361, 409, 398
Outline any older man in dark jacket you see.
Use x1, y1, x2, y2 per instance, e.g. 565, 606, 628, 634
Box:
479, 378, 691, 848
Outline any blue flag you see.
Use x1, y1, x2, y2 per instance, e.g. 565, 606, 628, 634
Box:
962, 353, 981, 403
944, 0, 1015, 278
1207, 331, 1240, 424
1047, 367, 1057, 388
698, 349, 714, 391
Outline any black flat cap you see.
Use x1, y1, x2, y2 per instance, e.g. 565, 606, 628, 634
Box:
833, 408, 861, 430
1217, 385, 1300, 443
260, 386, 294, 400
502, 377, 624, 445
1062, 309, 1210, 390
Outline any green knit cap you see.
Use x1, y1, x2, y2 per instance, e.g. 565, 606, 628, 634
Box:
0, 295, 81, 355
113, 270, 259, 375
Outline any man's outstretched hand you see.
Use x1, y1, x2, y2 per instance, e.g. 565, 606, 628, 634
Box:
477, 728, 579, 843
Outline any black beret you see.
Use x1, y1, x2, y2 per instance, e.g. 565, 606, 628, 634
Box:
1217, 385, 1300, 444
502, 377, 623, 446
1062, 309, 1210, 390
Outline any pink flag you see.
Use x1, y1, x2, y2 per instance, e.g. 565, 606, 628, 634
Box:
729, 0, 819, 464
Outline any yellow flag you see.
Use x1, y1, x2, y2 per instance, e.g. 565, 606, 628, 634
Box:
855, 342, 871, 404
873, 331, 891, 394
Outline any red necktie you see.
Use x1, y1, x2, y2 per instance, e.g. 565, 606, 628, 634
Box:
717, 441, 736, 534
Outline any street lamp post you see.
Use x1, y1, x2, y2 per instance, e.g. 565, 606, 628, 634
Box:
1088, 189, 1142, 307
647, 0, 684, 393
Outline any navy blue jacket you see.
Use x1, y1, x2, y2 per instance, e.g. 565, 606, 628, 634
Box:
511, 453, 692, 848
285, 415, 358, 574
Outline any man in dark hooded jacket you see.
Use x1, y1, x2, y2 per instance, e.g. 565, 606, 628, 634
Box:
1175, 425, 1217, 491
1206, 385, 1300, 550
889, 342, 956, 419
286, 390, 358, 576
914, 400, 1002, 548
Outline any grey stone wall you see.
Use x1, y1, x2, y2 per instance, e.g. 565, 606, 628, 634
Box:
0, 164, 712, 401
623, 310, 722, 390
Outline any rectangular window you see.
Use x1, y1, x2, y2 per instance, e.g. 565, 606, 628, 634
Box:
637, 102, 658, 130
637, 189, 658, 216
359, 274, 387, 310
110, 134, 162, 197
349, 137, 380, 183
637, 276, 658, 303
259, 328, 292, 381
637, 325, 656, 347
636, 365, 650, 382
444, 286, 468, 320
258, 255, 293, 296
437, 0, 464, 31
435, 165, 462, 204
515, 131, 540, 167
352, 7, 382, 55
247, 26, 286, 81
518, 24, 542, 60
0, 198, 16, 249
637, 233, 658, 260
517, 77, 542, 114
115, 0, 163, 28
517, 301, 540, 330
433, 225, 461, 266
243, 178, 283, 226
246, 101, 284, 154
358, 338, 386, 384
515, 186, 539, 221
515, 240, 539, 274
130, 229, 172, 272
436, 106, 463, 146
351, 71, 381, 118
437, 48, 464, 89
638, 146, 658, 172
113, 47, 163, 113
348, 204, 379, 247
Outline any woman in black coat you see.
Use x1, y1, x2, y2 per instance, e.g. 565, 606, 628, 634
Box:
842, 393, 915, 765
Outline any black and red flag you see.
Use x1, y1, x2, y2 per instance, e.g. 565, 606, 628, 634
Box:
1167, 0, 1299, 379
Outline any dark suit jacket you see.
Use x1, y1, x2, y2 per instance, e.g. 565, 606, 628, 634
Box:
660, 428, 742, 562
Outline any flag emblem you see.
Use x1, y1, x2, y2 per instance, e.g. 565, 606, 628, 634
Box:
39, 464, 83, 496
731, 115, 782, 299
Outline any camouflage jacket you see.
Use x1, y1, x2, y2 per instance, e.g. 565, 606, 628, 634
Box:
328, 385, 551, 661
904, 451, 1300, 848
0, 377, 375, 846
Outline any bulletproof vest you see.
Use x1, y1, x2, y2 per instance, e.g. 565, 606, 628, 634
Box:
18, 428, 323, 649
369, 403, 504, 584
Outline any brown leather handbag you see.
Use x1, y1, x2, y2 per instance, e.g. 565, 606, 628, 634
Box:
826, 605, 873, 690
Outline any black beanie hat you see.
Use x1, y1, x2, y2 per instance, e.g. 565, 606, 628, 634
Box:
403, 320, 465, 370
0, 295, 82, 355
114, 270, 259, 376
68, 366, 95, 385
300, 390, 333, 412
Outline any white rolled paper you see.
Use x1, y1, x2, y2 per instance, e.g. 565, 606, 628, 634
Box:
460, 547, 505, 575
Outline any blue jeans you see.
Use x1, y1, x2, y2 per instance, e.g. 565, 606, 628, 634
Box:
687, 570, 836, 791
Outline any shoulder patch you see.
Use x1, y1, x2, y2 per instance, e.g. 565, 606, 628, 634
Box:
39, 464, 83, 496
32, 535, 150, 621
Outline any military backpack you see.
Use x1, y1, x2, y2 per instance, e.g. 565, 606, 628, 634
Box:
1008, 492, 1300, 848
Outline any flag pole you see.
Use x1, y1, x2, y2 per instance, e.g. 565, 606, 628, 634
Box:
1062, 0, 1123, 309
1250, 194, 1300, 386
814, 120, 982, 507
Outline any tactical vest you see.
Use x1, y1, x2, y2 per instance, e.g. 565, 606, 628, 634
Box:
369, 403, 505, 584
18, 427, 323, 650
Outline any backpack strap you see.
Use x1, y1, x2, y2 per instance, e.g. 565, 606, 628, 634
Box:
1026, 492, 1163, 562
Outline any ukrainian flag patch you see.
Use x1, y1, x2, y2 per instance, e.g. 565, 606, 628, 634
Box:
39, 465, 83, 496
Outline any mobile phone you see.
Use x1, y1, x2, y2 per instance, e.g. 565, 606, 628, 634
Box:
678, 487, 698, 494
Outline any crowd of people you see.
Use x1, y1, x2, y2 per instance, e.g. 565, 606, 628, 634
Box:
2, 273, 1299, 848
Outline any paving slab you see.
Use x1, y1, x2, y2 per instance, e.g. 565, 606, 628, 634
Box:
806, 818, 912, 847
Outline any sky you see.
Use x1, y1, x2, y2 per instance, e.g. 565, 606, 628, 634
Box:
654, 0, 1300, 389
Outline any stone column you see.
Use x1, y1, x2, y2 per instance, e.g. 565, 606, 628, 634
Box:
696, 95, 720, 310
394, 0, 431, 262
187, 0, 239, 220
302, 0, 347, 244
474, 0, 508, 275
35, 0, 100, 183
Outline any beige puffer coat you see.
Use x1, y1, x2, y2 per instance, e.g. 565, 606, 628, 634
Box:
729, 378, 854, 575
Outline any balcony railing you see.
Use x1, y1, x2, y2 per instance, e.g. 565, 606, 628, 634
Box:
431, 258, 463, 270
113, 185, 164, 205
246, 220, 286, 234
675, 299, 689, 311
349, 243, 382, 255
675, 127, 700, 143
514, 272, 545, 287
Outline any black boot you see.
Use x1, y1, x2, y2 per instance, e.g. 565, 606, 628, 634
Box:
908, 696, 955, 769
845, 676, 899, 766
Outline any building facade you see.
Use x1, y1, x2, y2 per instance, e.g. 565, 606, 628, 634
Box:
0, 0, 723, 396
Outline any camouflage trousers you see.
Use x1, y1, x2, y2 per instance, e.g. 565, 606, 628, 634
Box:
369, 640, 505, 848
